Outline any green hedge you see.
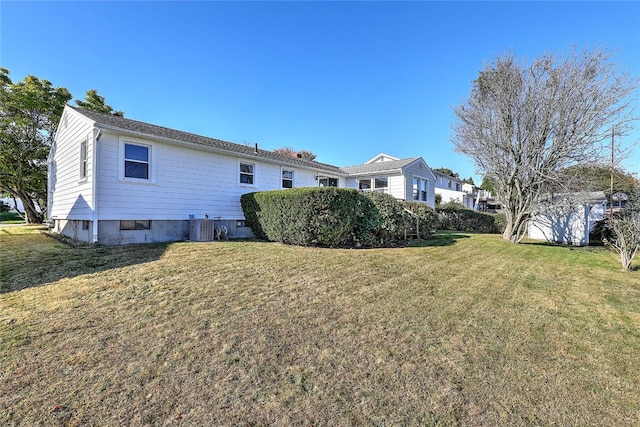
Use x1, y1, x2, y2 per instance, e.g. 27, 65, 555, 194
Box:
360, 191, 410, 244
241, 188, 378, 247
403, 201, 439, 239
436, 202, 504, 233
241, 188, 437, 247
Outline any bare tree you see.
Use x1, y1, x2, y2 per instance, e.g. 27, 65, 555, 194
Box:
273, 146, 317, 161
603, 191, 640, 271
452, 48, 637, 243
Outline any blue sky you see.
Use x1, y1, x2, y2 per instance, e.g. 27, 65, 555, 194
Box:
2, 1, 639, 183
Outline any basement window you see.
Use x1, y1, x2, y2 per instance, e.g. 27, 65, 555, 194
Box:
120, 220, 151, 230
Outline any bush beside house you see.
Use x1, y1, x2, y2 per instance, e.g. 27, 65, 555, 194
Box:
241, 188, 438, 247
403, 200, 440, 239
241, 188, 375, 247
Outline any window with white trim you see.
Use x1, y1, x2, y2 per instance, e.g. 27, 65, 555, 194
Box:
413, 177, 428, 202
282, 169, 293, 188
358, 179, 371, 190
124, 143, 150, 180
318, 177, 338, 187
79, 138, 88, 180
240, 162, 254, 185
374, 177, 388, 192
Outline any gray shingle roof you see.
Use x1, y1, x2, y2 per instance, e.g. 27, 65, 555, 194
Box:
341, 157, 421, 175
70, 106, 345, 174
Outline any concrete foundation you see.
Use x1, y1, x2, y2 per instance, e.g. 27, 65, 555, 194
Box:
51, 218, 255, 245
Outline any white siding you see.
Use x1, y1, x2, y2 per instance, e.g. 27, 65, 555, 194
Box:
436, 188, 468, 204
95, 132, 323, 221
387, 175, 405, 200
49, 108, 95, 220
528, 205, 590, 246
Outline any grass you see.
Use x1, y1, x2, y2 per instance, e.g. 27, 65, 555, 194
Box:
1, 226, 639, 425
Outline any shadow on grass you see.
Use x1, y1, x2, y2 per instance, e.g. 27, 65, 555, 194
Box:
407, 231, 471, 247
1, 229, 171, 293
521, 239, 613, 254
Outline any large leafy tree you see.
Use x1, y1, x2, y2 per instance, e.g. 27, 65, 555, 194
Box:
561, 165, 639, 199
433, 167, 459, 178
0, 68, 71, 223
452, 48, 637, 243
75, 89, 124, 116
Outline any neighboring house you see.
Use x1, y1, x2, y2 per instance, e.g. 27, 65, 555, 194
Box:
49, 108, 437, 245
48, 106, 346, 244
433, 170, 476, 209
341, 154, 437, 206
476, 189, 503, 213
527, 192, 607, 246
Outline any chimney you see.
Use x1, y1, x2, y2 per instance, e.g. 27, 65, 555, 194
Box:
254, 142, 258, 153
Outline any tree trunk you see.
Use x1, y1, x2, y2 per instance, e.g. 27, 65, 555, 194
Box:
503, 219, 527, 243
15, 190, 43, 224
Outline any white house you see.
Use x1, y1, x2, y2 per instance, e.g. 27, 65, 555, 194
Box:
527, 192, 607, 246
433, 170, 476, 209
49, 107, 436, 245
341, 154, 437, 206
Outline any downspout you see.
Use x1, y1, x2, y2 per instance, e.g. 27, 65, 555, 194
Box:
46, 143, 55, 228
91, 127, 102, 243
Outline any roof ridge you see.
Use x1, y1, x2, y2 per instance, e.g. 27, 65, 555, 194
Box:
68, 105, 345, 174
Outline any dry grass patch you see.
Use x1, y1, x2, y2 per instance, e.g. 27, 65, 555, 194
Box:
1, 226, 639, 425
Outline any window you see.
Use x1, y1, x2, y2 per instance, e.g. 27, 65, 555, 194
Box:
456, 183, 461, 191
413, 178, 428, 202
282, 169, 293, 188
124, 143, 149, 179
358, 179, 371, 190
374, 177, 388, 192
236, 220, 247, 227
420, 179, 428, 201
240, 162, 254, 185
120, 220, 151, 230
318, 177, 338, 187
82, 220, 90, 230
79, 139, 88, 180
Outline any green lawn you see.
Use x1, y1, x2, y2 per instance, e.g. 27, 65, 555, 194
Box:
1, 226, 639, 425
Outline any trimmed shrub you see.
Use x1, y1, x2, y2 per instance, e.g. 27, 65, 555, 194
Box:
437, 202, 503, 233
492, 213, 507, 234
241, 188, 422, 247
360, 191, 411, 244
403, 201, 438, 239
241, 188, 380, 247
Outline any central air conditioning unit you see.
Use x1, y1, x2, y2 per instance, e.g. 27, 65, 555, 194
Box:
189, 219, 215, 241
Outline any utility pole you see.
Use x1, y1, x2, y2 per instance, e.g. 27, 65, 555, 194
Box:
610, 124, 615, 215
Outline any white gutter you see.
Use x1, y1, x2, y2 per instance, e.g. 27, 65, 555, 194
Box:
91, 127, 102, 243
